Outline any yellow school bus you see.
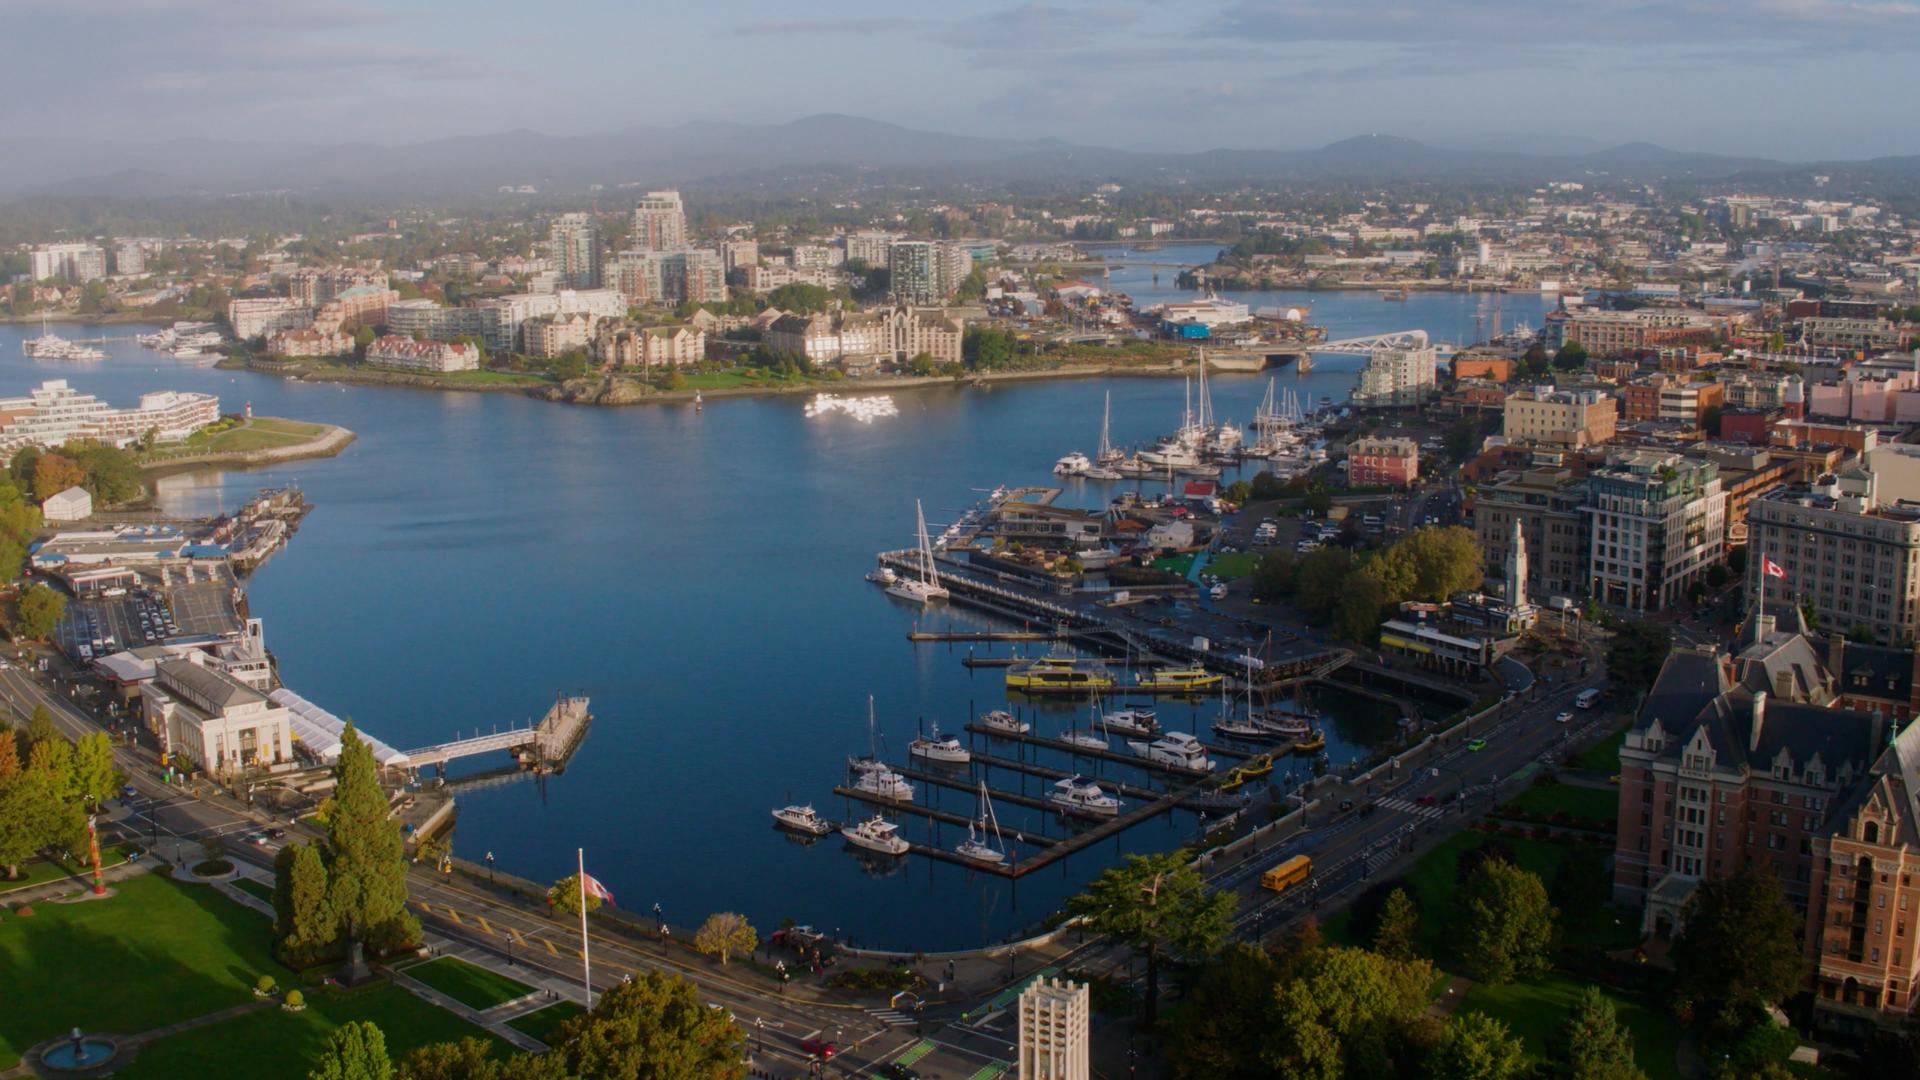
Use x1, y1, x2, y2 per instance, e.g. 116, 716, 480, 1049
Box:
1261, 854, 1313, 893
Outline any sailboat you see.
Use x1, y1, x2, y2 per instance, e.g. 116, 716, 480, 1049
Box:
849, 696, 915, 802
1060, 701, 1110, 750
955, 781, 1007, 864
1082, 392, 1124, 479
886, 499, 950, 604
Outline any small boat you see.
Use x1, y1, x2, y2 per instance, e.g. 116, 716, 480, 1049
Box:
1080, 464, 1123, 481
1116, 457, 1156, 477
1061, 728, 1108, 750
771, 804, 833, 836
1213, 713, 1281, 741
1127, 732, 1216, 772
1006, 653, 1115, 695
1053, 452, 1092, 476
842, 815, 909, 856
955, 781, 1007, 865
853, 766, 916, 802
1292, 729, 1327, 753
1180, 464, 1223, 479
865, 566, 898, 586
1136, 665, 1223, 692
886, 499, 950, 604
908, 723, 969, 764
979, 709, 1030, 735
1103, 707, 1159, 737
1048, 776, 1122, 817
1255, 708, 1315, 740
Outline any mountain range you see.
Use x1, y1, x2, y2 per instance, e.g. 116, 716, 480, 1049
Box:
1, 114, 1915, 201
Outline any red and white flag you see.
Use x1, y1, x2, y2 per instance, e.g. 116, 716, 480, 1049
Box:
1763, 557, 1787, 580
581, 872, 615, 905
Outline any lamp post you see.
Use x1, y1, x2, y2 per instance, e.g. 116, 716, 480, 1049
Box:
653, 902, 663, 933
485, 850, 495, 884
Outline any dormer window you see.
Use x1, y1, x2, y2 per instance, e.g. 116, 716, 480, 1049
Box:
1867, 822, 1881, 844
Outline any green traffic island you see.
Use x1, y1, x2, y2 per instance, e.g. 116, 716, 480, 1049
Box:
395, 956, 536, 1012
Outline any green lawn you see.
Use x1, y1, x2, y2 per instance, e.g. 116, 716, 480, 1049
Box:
672, 368, 833, 391
231, 877, 275, 905
1459, 972, 1682, 1080
1574, 722, 1630, 774
1151, 553, 1197, 577
171, 416, 328, 454
401, 956, 534, 1011
1205, 552, 1261, 580
433, 369, 545, 386
1392, 833, 1638, 961
505, 1001, 584, 1046
0, 843, 136, 894
1502, 782, 1620, 825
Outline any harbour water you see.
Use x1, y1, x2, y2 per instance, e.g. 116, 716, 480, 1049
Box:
0, 269, 1551, 948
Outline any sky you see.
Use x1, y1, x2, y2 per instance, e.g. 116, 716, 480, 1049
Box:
5, 0, 1918, 160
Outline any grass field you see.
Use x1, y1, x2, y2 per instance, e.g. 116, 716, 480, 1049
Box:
1574, 722, 1630, 774
1387, 833, 1637, 961
173, 416, 329, 454
505, 1002, 584, 1046
1151, 553, 1197, 577
231, 877, 275, 905
1502, 782, 1620, 824
401, 956, 534, 1011
0, 843, 135, 894
672, 368, 834, 391
1205, 552, 1262, 580
1459, 972, 1682, 1080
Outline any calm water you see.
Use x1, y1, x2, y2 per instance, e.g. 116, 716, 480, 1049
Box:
0, 265, 1550, 948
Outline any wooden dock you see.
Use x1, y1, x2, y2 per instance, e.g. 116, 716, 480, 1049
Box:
831, 787, 1061, 848
962, 722, 1253, 774
910, 630, 1064, 642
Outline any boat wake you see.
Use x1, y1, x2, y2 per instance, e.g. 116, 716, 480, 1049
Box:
804, 393, 899, 423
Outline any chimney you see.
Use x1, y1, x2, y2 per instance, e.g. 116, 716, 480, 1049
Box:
1751, 609, 1775, 646
1774, 666, 1795, 702
1828, 632, 1845, 682
1750, 690, 1768, 754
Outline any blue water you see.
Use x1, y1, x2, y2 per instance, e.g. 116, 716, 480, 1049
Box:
0, 262, 1551, 948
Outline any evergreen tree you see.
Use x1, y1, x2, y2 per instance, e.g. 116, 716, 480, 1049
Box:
1164, 943, 1279, 1080
309, 1020, 393, 1080
1430, 1011, 1530, 1080
275, 841, 336, 956
1551, 986, 1647, 1080
1461, 858, 1555, 985
1067, 850, 1237, 1025
325, 724, 410, 980
552, 970, 746, 1080
1372, 887, 1424, 961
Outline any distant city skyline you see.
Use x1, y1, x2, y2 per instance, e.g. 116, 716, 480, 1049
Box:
5, 0, 1917, 161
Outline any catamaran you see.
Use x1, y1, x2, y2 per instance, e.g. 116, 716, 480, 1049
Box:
886, 499, 949, 604
841, 815, 909, 856
955, 781, 1007, 865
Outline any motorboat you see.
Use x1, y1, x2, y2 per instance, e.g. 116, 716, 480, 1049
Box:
955, 781, 1007, 865
1180, 463, 1223, 479
1053, 452, 1092, 476
979, 709, 1030, 735
1103, 708, 1159, 737
842, 815, 909, 856
864, 566, 898, 586
1292, 729, 1327, 753
1116, 457, 1157, 477
853, 766, 916, 802
1137, 438, 1202, 470
1080, 464, 1124, 481
1127, 732, 1216, 772
1213, 712, 1282, 741
771, 804, 833, 836
1006, 653, 1115, 695
1136, 665, 1223, 692
886, 499, 949, 604
1060, 727, 1109, 751
1048, 776, 1122, 817
1255, 707, 1315, 740
908, 723, 970, 764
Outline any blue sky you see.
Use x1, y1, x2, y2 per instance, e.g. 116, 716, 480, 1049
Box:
6, 0, 1917, 159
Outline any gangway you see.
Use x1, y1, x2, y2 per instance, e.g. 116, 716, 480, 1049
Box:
401, 694, 592, 772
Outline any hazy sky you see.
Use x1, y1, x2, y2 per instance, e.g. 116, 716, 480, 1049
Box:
7, 0, 1917, 159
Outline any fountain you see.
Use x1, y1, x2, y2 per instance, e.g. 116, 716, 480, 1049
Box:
38, 1027, 118, 1071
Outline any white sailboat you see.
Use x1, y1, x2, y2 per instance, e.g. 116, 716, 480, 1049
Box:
1060, 702, 1110, 750
955, 781, 1007, 865
886, 499, 950, 604
849, 696, 915, 802
1081, 392, 1124, 479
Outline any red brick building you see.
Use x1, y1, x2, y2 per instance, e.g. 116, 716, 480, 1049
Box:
1346, 436, 1419, 487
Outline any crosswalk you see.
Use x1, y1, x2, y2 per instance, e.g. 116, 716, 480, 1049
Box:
1376, 797, 1448, 820
866, 1007, 916, 1027
1363, 847, 1397, 878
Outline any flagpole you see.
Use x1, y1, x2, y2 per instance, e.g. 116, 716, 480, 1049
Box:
578, 847, 592, 1007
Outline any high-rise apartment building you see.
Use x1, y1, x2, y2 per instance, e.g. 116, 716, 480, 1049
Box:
846, 230, 901, 268
632, 191, 687, 251
1584, 449, 1726, 613
887, 240, 969, 305
1747, 468, 1920, 646
30, 243, 107, 284
720, 240, 759, 274
1017, 977, 1089, 1080
549, 212, 601, 289
1474, 467, 1591, 604
1353, 345, 1439, 406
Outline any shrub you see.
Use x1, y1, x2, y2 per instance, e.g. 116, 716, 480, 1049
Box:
282, 989, 305, 1012
193, 859, 233, 876
825, 967, 925, 993
14, 905, 33, 917
255, 975, 277, 997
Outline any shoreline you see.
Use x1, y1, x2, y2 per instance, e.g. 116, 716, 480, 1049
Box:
137, 421, 357, 477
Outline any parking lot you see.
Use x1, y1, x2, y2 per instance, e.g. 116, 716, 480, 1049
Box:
54, 566, 242, 660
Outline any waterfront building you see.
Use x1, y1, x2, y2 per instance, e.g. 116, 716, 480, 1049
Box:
1345, 436, 1419, 487
312, 285, 398, 335
1016, 977, 1089, 1080
384, 299, 486, 343
632, 191, 687, 251
30, 242, 107, 284
1583, 449, 1726, 613
112, 241, 146, 277
0, 379, 219, 454
364, 335, 479, 374
289, 268, 389, 307
889, 241, 969, 305
1502, 385, 1617, 448
522, 314, 597, 359
607, 249, 726, 305
765, 306, 963, 372
550, 212, 602, 289
468, 289, 624, 354
596, 324, 705, 370
140, 656, 294, 776
266, 328, 354, 358
1473, 467, 1590, 604
227, 297, 313, 342
1746, 469, 1920, 646
1352, 344, 1439, 406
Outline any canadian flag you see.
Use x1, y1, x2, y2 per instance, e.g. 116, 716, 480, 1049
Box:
580, 872, 615, 905
1763, 557, 1787, 579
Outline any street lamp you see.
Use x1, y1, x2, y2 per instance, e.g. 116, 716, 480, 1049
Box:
485, 850, 495, 884
653, 902, 663, 933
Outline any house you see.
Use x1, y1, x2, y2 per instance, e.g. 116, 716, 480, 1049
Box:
42, 486, 92, 523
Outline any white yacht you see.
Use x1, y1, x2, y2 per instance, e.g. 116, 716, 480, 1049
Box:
979, 709, 1030, 735
1127, 732, 1217, 772
908, 723, 970, 764
886, 499, 950, 604
853, 766, 915, 802
1116, 456, 1157, 477
1104, 708, 1160, 737
864, 566, 898, 586
955, 781, 1007, 865
1049, 776, 1122, 817
1060, 728, 1109, 751
1137, 438, 1203, 470
771, 804, 833, 836
842, 815, 909, 856
1053, 452, 1092, 476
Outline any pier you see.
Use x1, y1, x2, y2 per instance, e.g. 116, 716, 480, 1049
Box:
830, 787, 1062, 848
403, 694, 592, 772
961, 724, 1248, 779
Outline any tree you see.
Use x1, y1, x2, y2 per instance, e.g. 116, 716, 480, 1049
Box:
1553, 341, 1589, 370
325, 724, 413, 981
1606, 621, 1671, 697
551, 969, 746, 1080
693, 911, 756, 966
0, 473, 42, 581
32, 453, 86, 501
69, 732, 119, 807
1551, 986, 1647, 1080
1430, 1011, 1530, 1080
309, 1020, 393, 1080
766, 283, 832, 315
1671, 868, 1804, 1032
1164, 944, 1279, 1080
1523, 343, 1551, 378
1293, 546, 1355, 623
1250, 550, 1297, 602
1446, 417, 1480, 461
16, 583, 68, 641
548, 873, 604, 916
1461, 857, 1554, 985
1372, 887, 1423, 961
1263, 945, 1436, 1079
276, 841, 336, 956
1066, 850, 1237, 1025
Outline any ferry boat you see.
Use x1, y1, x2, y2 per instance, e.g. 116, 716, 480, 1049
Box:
1053, 452, 1091, 476
1137, 665, 1223, 692
979, 709, 1030, 735
771, 804, 833, 836
887, 500, 949, 604
841, 815, 909, 856
1127, 732, 1216, 772
1006, 654, 1115, 695
1103, 707, 1159, 737
1048, 776, 1122, 817
908, 724, 969, 764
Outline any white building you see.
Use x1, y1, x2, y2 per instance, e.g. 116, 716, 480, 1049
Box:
1353, 345, 1439, 405
42, 486, 92, 523
0, 380, 220, 455
227, 297, 313, 341
845, 230, 901, 267
364, 335, 479, 373
1017, 977, 1089, 1080
632, 191, 687, 250
30, 243, 107, 283
140, 656, 294, 775
1584, 449, 1726, 614
549, 212, 601, 289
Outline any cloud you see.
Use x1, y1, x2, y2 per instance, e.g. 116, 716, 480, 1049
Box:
730, 17, 923, 37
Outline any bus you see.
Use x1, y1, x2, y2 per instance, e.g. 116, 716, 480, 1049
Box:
1261, 854, 1313, 894
1575, 687, 1602, 710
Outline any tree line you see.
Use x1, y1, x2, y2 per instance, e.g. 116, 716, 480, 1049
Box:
0, 708, 121, 879
1250, 525, 1486, 643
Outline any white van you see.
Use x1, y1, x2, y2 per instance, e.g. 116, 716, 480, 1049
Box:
1575, 687, 1602, 710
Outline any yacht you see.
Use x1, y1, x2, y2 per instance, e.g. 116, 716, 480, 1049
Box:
1049, 776, 1122, 817
1136, 438, 1203, 470
1080, 462, 1123, 481
908, 723, 970, 764
1103, 708, 1160, 737
841, 815, 909, 856
1060, 727, 1109, 751
886, 499, 950, 604
955, 781, 1007, 865
853, 766, 916, 802
1127, 732, 1216, 772
865, 566, 898, 586
1136, 665, 1223, 692
771, 804, 833, 836
22, 318, 105, 361
1179, 463, 1223, 479
1053, 452, 1092, 476
1115, 457, 1157, 477
1212, 711, 1281, 741
1006, 654, 1115, 695
1255, 707, 1315, 740
1094, 392, 1125, 466
979, 709, 1030, 735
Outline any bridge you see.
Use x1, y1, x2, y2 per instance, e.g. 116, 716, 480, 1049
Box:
1311, 330, 1456, 357
401, 695, 592, 771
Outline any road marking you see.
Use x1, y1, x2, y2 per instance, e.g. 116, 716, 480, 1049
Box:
896, 1040, 935, 1066
477, 916, 494, 936
543, 938, 558, 956
445, 908, 463, 925
510, 927, 527, 946
417, 901, 433, 915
